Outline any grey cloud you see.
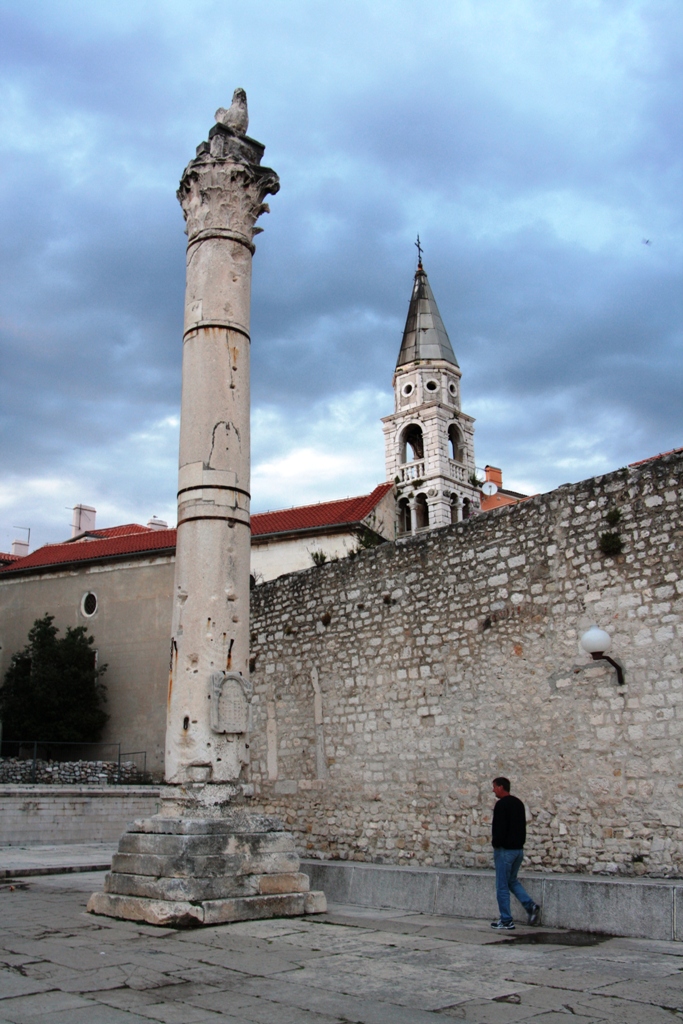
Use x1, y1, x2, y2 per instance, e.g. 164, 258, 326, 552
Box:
0, 0, 681, 545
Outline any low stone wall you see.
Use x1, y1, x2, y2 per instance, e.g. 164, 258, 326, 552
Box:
302, 859, 683, 942
0, 786, 160, 845
0, 758, 146, 786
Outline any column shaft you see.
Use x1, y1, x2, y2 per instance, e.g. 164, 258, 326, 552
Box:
166, 119, 279, 788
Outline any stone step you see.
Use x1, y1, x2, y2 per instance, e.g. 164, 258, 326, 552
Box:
118, 830, 295, 857
104, 870, 310, 902
87, 888, 327, 927
111, 847, 300, 879
131, 813, 284, 835
105, 870, 259, 901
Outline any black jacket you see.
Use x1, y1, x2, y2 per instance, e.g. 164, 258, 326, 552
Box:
492, 794, 526, 849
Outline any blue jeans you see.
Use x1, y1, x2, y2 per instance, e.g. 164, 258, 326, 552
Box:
494, 847, 534, 923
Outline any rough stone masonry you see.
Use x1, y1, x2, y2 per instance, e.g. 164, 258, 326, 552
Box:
88, 92, 325, 926
247, 451, 683, 878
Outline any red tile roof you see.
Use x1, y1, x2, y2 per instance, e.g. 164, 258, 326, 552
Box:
0, 552, 20, 564
251, 483, 393, 537
628, 446, 683, 467
69, 524, 155, 541
0, 528, 177, 575
0, 484, 394, 575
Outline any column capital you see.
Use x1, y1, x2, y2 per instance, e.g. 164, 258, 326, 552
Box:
178, 123, 280, 244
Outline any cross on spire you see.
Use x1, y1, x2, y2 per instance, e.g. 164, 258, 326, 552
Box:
415, 234, 423, 267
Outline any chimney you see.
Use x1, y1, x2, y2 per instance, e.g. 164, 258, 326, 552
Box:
147, 517, 168, 531
11, 539, 29, 558
71, 504, 96, 538
484, 466, 503, 488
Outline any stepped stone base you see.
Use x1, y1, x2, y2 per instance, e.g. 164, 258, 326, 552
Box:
87, 811, 326, 927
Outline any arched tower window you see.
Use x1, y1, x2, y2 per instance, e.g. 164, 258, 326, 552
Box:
400, 424, 424, 464
448, 423, 464, 463
397, 498, 411, 535
415, 494, 429, 530
462, 497, 471, 520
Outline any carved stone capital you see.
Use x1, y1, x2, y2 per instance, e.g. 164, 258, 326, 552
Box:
178, 124, 280, 243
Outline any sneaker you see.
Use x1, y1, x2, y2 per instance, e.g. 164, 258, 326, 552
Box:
490, 919, 515, 930
527, 903, 541, 926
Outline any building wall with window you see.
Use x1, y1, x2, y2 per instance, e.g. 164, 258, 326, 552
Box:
0, 556, 173, 776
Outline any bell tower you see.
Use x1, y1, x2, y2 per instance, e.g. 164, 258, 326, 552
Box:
382, 256, 479, 533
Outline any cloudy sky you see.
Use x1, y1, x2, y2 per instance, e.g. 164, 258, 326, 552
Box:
0, 0, 681, 551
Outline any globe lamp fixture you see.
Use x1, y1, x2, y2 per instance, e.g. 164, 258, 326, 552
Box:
580, 626, 624, 686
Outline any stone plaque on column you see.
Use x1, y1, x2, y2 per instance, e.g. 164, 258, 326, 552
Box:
210, 672, 252, 735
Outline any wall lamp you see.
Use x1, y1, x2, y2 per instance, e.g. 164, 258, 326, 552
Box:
580, 626, 624, 686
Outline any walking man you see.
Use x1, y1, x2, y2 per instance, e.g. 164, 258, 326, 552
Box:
490, 777, 541, 930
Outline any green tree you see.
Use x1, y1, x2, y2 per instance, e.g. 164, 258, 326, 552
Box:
0, 614, 108, 742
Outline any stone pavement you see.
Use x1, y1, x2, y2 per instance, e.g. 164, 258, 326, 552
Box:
1, 870, 682, 1023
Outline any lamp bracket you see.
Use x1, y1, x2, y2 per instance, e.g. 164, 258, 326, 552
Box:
590, 651, 625, 686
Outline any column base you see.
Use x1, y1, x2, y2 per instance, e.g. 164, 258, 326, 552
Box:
87, 810, 326, 928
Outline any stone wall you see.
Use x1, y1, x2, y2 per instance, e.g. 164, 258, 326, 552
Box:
248, 451, 683, 878
0, 786, 160, 845
0, 758, 147, 785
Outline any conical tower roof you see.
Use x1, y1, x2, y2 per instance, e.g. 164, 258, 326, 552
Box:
396, 263, 458, 369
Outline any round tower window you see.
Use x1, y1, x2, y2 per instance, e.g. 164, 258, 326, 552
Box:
402, 383, 414, 396
448, 382, 457, 395
82, 592, 97, 617
425, 380, 438, 392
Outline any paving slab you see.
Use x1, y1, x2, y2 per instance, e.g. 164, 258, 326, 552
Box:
2, 870, 683, 1022
0, 971, 54, 1000
0, 990, 91, 1020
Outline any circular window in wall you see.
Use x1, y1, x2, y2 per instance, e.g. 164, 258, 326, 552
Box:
81, 592, 98, 617
425, 380, 438, 392
448, 382, 457, 395
402, 383, 414, 396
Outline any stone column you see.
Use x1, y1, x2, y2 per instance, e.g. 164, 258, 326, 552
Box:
426, 489, 452, 529
408, 497, 418, 534
88, 93, 326, 927
164, 97, 279, 797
